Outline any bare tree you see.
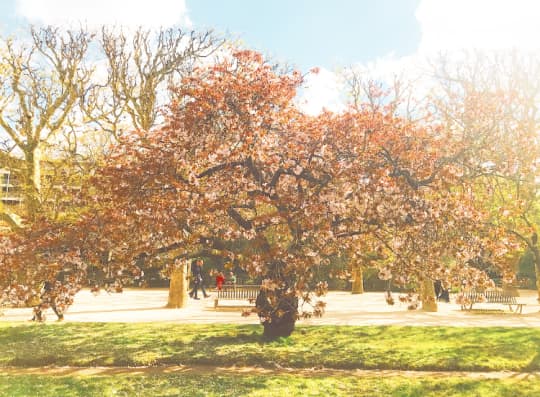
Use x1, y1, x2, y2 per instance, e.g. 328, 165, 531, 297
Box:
344, 66, 427, 121
83, 27, 222, 137
0, 26, 93, 221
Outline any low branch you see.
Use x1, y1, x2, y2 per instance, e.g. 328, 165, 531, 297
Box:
227, 207, 253, 230
197, 160, 247, 178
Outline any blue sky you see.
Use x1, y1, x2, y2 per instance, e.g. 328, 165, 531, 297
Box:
3, 0, 540, 70
187, 0, 421, 70
0, 0, 423, 71
2, 0, 540, 114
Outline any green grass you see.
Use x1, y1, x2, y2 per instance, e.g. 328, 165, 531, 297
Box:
1, 323, 540, 372
1, 373, 539, 397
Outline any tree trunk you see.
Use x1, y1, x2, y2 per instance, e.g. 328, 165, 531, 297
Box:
24, 146, 42, 221
167, 264, 188, 308
256, 289, 298, 339
351, 265, 364, 294
420, 278, 438, 312
532, 246, 540, 302
0, 203, 23, 230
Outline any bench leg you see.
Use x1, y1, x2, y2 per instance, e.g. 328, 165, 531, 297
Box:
214, 299, 218, 308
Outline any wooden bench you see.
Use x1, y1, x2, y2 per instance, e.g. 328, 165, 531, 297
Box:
214, 284, 260, 308
459, 289, 526, 314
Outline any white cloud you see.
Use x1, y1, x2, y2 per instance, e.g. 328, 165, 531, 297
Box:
297, 56, 431, 117
297, 68, 346, 116
350, 53, 426, 85
17, 1, 540, 117
324, 0, 540, 116
416, 0, 540, 53
16, 0, 192, 29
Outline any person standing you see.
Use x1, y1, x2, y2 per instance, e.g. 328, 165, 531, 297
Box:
215, 271, 225, 291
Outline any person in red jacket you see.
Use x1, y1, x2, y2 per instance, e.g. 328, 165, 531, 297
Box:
215, 271, 225, 291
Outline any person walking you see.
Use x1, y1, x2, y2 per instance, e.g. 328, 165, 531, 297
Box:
30, 280, 65, 321
189, 259, 209, 299
189, 260, 199, 299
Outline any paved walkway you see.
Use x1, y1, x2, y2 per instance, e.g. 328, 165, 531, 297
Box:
2, 288, 540, 327
3, 365, 539, 380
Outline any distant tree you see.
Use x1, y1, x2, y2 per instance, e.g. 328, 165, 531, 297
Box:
0, 27, 93, 222
81, 26, 222, 140
430, 50, 540, 299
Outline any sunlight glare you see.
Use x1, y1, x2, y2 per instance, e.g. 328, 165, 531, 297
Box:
416, 0, 540, 53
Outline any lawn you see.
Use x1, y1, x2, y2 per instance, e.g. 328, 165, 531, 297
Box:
0, 322, 539, 371
1, 373, 539, 397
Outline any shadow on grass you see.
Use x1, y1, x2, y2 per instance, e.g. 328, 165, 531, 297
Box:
2, 323, 540, 372
525, 349, 540, 372
0, 374, 274, 397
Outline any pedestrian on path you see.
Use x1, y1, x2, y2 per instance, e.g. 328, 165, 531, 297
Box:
215, 271, 225, 291
189, 259, 209, 299
30, 280, 72, 322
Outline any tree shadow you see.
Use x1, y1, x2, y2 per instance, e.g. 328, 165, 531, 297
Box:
525, 350, 540, 372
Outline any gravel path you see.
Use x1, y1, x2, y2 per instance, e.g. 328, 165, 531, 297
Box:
2, 288, 540, 327
2, 365, 539, 380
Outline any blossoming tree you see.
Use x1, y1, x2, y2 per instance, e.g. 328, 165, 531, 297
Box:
1, 51, 518, 336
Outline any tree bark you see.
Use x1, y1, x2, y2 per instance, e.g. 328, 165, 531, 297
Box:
24, 146, 42, 221
532, 246, 540, 302
256, 289, 298, 339
0, 202, 22, 230
167, 263, 189, 308
420, 278, 438, 312
351, 265, 364, 294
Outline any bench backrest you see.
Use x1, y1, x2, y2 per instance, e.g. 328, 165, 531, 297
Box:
217, 285, 260, 300
462, 289, 517, 304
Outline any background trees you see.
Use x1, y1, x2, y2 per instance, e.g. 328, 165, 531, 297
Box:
0, 26, 223, 225
83, 27, 221, 141
0, 24, 222, 310
0, 27, 93, 222
430, 51, 540, 298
